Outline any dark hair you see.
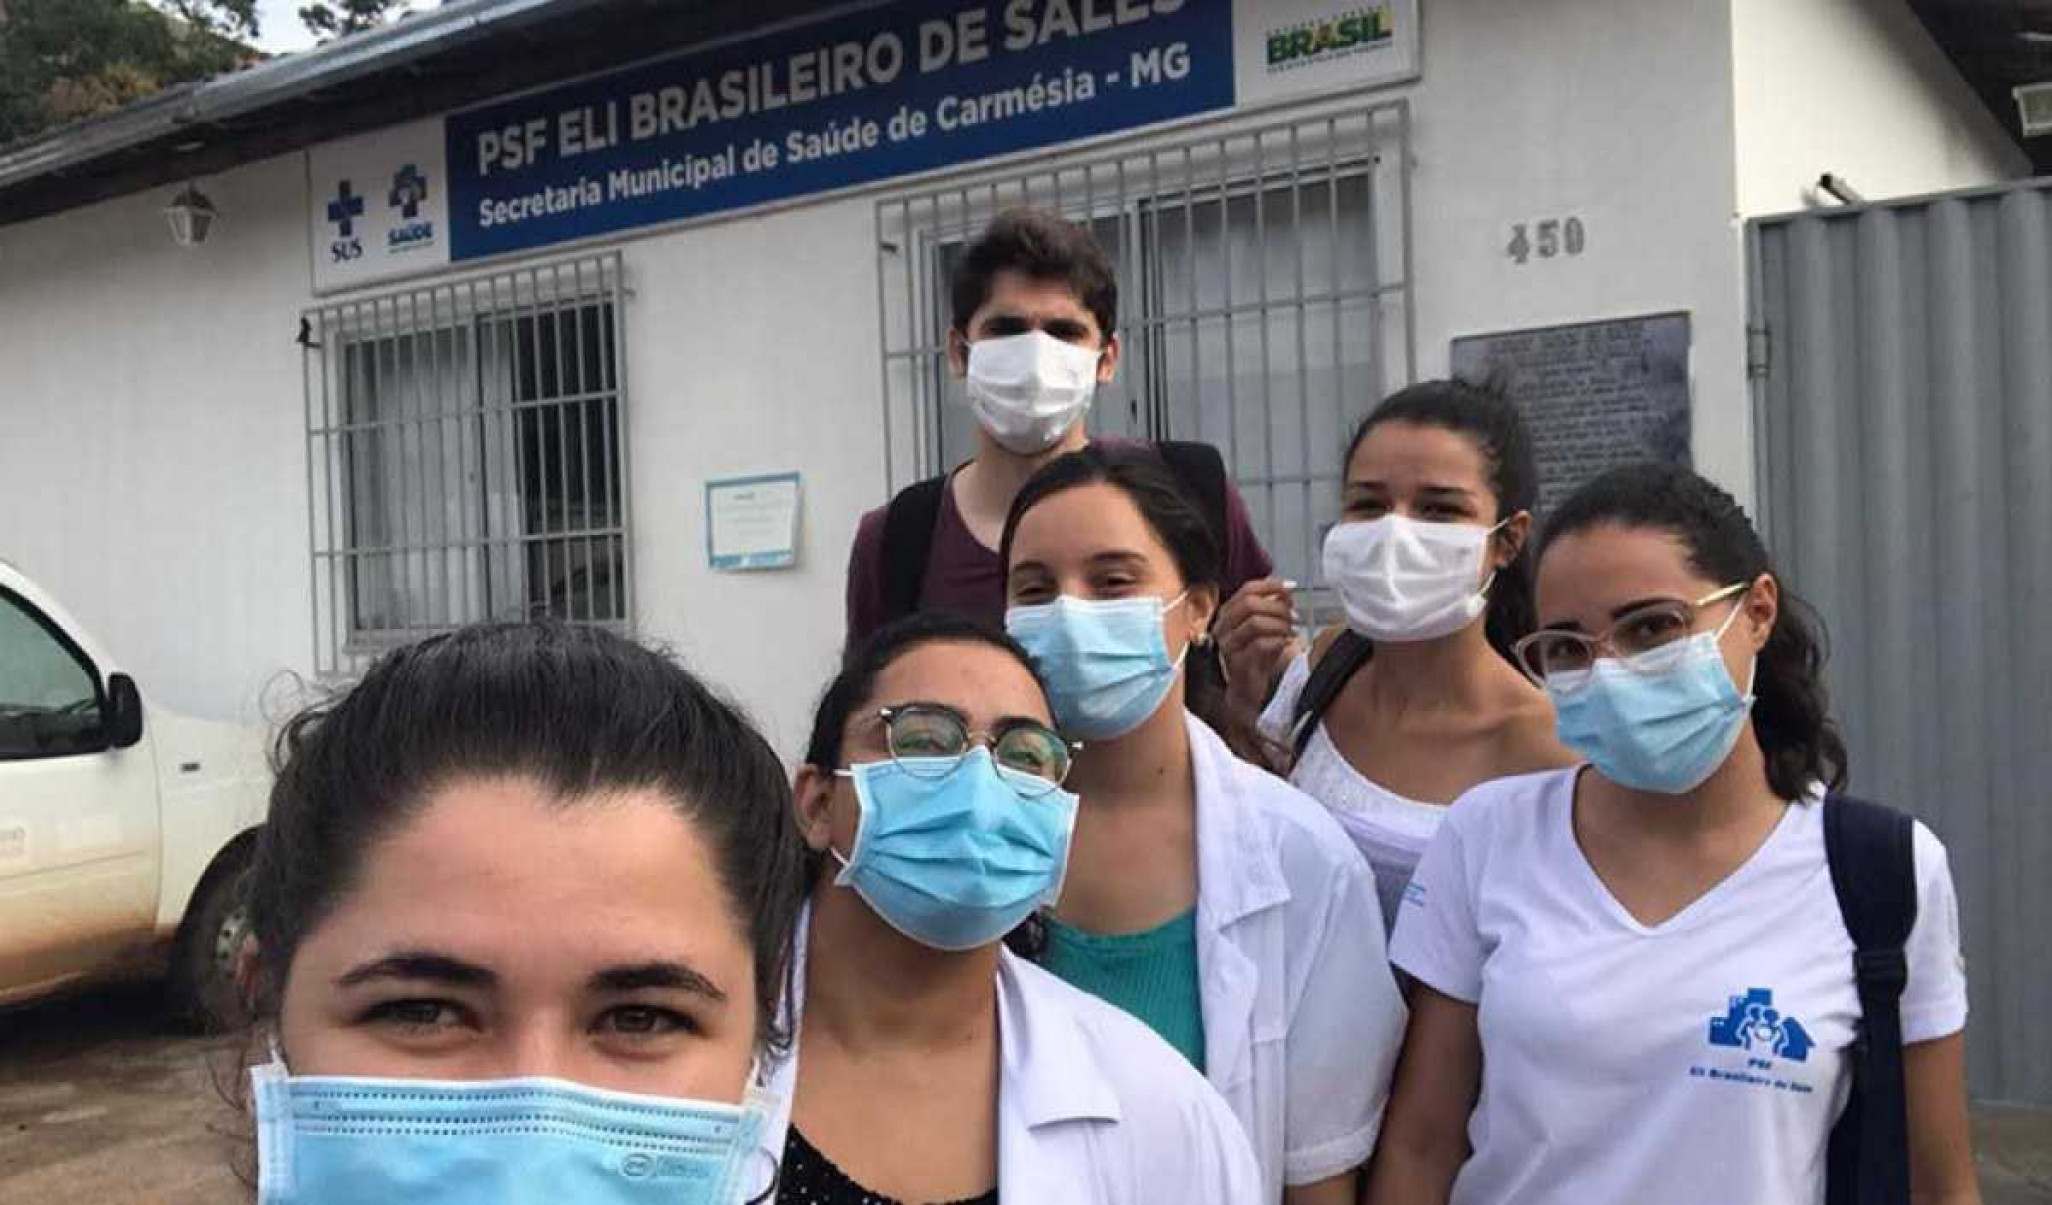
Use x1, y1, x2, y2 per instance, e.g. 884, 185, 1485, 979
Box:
1346, 378, 1541, 665
246, 622, 809, 1048
998, 444, 1241, 744
1537, 462, 1848, 801
806, 611, 1049, 772
950, 206, 1118, 338
803, 612, 1051, 911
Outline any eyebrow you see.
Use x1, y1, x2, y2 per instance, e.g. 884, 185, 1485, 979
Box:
336, 950, 496, 990
877, 700, 969, 727
1542, 596, 1690, 632
588, 961, 727, 1002
1609, 595, 1683, 620
1343, 480, 1474, 498
979, 308, 1094, 330
1086, 550, 1150, 569
333, 951, 726, 1003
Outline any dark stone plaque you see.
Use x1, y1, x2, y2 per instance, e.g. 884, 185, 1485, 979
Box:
1449, 312, 1691, 511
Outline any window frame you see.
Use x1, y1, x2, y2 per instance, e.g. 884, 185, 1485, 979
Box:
0, 585, 111, 763
303, 253, 633, 678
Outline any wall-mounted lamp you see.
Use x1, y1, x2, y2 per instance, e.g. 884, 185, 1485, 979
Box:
2017, 82, 2052, 137
165, 184, 217, 247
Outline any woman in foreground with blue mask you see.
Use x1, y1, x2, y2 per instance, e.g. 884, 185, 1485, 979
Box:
237, 622, 806, 1205
774, 611, 1259, 1203
1368, 462, 1977, 1205
999, 446, 1406, 1205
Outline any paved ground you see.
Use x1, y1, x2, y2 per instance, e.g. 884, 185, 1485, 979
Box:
2, 983, 2049, 1203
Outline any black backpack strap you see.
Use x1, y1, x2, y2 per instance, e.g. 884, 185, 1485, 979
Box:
1288, 630, 1374, 760
1155, 440, 1231, 564
879, 476, 948, 624
1822, 793, 1919, 1205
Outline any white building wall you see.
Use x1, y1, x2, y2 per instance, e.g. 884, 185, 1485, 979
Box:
0, 153, 313, 728
0, 0, 2019, 752
1732, 0, 2028, 217
617, 200, 886, 752
1401, 0, 1749, 502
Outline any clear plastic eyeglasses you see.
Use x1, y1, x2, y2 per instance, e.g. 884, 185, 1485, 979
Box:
1513, 582, 1750, 688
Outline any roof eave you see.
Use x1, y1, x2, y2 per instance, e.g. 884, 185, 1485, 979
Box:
0, 0, 598, 194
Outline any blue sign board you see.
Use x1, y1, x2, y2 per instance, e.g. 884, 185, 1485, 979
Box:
445, 0, 1239, 260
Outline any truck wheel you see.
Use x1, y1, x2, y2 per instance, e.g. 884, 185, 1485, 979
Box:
167, 839, 255, 1033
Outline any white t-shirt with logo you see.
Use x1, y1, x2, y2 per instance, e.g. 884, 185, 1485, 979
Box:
1389, 767, 1968, 1205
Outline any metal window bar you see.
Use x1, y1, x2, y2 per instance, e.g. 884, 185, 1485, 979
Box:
874, 103, 1413, 621
303, 252, 630, 679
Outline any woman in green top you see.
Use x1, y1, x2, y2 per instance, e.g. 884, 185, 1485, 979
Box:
1000, 445, 1406, 1205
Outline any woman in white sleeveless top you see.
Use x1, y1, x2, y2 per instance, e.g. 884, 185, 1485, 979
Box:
1225, 381, 1573, 930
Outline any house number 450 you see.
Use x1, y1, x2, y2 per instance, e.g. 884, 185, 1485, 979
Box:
1507, 217, 1586, 265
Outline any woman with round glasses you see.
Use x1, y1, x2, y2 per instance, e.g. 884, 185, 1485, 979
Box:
1000, 446, 1405, 1205
766, 611, 1260, 1204
1368, 462, 1976, 1205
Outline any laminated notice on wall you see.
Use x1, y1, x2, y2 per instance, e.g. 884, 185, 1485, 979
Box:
706, 473, 802, 571
1450, 312, 1692, 511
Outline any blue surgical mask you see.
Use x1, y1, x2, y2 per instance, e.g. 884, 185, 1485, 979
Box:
833, 749, 1079, 951
1005, 593, 1189, 740
1547, 615, 1757, 796
249, 1053, 774, 1205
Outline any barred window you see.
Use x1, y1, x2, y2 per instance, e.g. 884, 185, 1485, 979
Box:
306, 254, 630, 675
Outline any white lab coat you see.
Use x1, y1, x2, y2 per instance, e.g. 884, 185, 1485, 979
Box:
757, 911, 1262, 1204
1184, 712, 1408, 1200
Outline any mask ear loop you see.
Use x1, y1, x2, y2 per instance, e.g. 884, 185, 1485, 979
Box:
1160, 590, 1203, 671
1709, 584, 1762, 702
731, 1054, 791, 1204
740, 1150, 782, 1205
824, 766, 873, 886
1474, 511, 1529, 600
250, 1029, 293, 1201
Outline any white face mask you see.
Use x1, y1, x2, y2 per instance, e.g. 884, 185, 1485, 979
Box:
1323, 514, 1505, 643
964, 330, 1103, 454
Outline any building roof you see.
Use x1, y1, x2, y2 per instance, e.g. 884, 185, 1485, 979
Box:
0, 0, 2040, 225
0, 0, 823, 226
1910, 0, 2052, 173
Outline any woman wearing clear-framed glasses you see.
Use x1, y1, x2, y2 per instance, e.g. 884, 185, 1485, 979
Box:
1366, 462, 1978, 1205
771, 611, 1260, 1205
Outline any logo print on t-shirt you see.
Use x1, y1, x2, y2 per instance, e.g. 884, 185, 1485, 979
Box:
1707, 988, 1814, 1062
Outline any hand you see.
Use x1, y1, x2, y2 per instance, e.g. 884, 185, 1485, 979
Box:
1215, 578, 1301, 713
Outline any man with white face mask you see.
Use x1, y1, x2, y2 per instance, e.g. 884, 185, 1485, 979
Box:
845, 207, 1273, 643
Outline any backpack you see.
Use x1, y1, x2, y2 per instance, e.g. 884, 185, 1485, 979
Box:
1287, 641, 1917, 1203
1822, 793, 1919, 1205
878, 440, 1231, 624
1286, 628, 1374, 761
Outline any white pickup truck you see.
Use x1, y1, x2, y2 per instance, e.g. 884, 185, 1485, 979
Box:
0, 559, 268, 1027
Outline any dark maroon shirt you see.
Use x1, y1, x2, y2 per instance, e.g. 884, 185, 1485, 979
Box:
845, 440, 1275, 645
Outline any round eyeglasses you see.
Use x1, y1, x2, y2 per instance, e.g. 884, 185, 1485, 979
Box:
1512, 582, 1750, 688
873, 704, 1076, 798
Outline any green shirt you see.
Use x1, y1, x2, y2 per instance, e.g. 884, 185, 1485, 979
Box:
1040, 908, 1206, 1072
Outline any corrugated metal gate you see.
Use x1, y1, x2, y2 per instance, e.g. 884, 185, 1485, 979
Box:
875, 101, 1415, 610
1749, 184, 2052, 1106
